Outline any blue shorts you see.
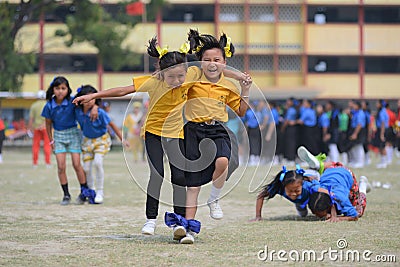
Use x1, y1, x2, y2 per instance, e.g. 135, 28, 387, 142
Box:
53, 127, 82, 154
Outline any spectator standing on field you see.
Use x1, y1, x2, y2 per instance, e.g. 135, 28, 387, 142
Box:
28, 90, 51, 168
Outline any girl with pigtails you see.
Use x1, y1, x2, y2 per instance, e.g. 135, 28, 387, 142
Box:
251, 166, 320, 222
165, 29, 253, 244
73, 35, 249, 241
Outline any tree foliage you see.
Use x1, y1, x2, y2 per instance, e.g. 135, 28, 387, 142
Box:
1, 0, 166, 92
56, 0, 166, 71
0, 1, 41, 92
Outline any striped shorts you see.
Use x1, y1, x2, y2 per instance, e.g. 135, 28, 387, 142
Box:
54, 127, 82, 154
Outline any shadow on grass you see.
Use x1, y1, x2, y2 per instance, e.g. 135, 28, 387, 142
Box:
70, 234, 179, 244
265, 215, 323, 222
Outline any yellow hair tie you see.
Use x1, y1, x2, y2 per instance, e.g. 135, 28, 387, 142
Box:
179, 41, 190, 54
224, 36, 232, 58
156, 45, 169, 58
195, 44, 203, 53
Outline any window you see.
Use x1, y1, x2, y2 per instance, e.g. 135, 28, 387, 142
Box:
307, 6, 358, 23
365, 57, 400, 73
219, 5, 244, 22
308, 56, 358, 73
38, 54, 97, 72
250, 55, 273, 72
365, 7, 400, 24
162, 4, 214, 22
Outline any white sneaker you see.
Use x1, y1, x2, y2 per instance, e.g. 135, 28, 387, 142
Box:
372, 181, 382, 188
207, 200, 223, 220
382, 183, 392, 189
376, 162, 387, 169
173, 225, 186, 240
94, 191, 104, 204
141, 219, 156, 235
359, 176, 372, 193
180, 231, 194, 244
351, 163, 364, 169
297, 146, 320, 170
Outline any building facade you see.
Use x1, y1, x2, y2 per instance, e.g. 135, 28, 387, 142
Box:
2, 0, 400, 120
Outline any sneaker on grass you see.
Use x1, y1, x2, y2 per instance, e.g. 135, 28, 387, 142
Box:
173, 225, 186, 240
60, 195, 71, 205
141, 219, 156, 235
180, 231, 195, 244
207, 199, 223, 220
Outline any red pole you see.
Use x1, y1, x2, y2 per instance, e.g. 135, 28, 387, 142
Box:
273, 0, 279, 86
302, 1, 308, 87
97, 56, 103, 91
359, 0, 365, 98
39, 11, 44, 91
243, 0, 250, 73
214, 0, 219, 36
156, 9, 162, 45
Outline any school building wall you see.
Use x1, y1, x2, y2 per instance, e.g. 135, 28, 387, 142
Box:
4, 0, 400, 103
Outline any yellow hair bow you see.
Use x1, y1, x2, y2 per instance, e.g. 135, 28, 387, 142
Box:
224, 36, 232, 58
195, 44, 203, 53
179, 41, 190, 54
156, 45, 169, 58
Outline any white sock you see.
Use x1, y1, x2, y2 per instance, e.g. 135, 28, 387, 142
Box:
208, 185, 222, 202
380, 155, 387, 164
386, 146, 393, 163
359, 181, 367, 194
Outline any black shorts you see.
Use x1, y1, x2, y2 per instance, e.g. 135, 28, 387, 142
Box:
184, 121, 233, 187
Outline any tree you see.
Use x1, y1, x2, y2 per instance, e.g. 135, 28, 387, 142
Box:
0, 1, 43, 92
0, 0, 166, 92
55, 0, 167, 90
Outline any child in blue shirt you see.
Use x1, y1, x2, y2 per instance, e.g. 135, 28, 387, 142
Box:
297, 146, 370, 222
41, 76, 96, 205
251, 166, 320, 221
75, 85, 126, 204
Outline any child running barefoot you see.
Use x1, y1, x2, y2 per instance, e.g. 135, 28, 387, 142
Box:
41, 76, 96, 205
251, 166, 320, 221
75, 85, 127, 204
297, 146, 371, 222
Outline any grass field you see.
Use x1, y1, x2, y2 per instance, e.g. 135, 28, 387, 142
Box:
1, 146, 399, 266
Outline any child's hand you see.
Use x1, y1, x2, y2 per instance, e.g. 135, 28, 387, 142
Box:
249, 216, 263, 222
90, 105, 99, 121
72, 95, 92, 105
122, 140, 130, 148
240, 72, 252, 87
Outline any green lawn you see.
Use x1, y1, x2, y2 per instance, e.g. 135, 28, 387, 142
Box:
0, 147, 399, 266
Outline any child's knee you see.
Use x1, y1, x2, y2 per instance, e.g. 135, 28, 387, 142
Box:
215, 157, 229, 170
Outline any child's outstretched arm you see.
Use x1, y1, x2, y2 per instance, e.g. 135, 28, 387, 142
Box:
236, 73, 252, 117
44, 118, 54, 149
223, 69, 252, 83
73, 85, 136, 105
250, 195, 265, 222
108, 121, 129, 147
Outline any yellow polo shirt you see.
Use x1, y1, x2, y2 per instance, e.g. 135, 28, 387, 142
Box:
133, 66, 200, 138
30, 100, 46, 129
184, 68, 241, 123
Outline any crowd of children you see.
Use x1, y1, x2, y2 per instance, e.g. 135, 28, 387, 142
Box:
241, 98, 400, 169
2, 28, 398, 246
